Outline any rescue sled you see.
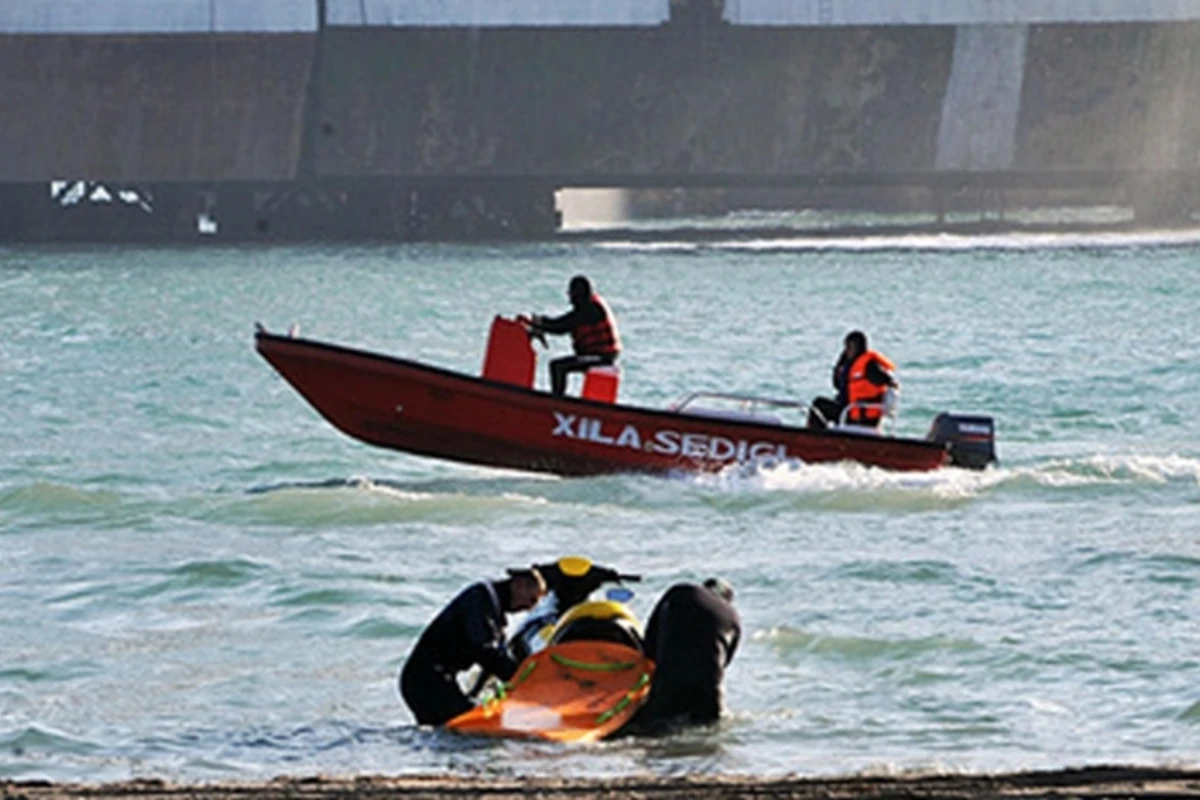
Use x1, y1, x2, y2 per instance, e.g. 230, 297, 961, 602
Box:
255, 319, 995, 476
444, 617, 653, 742
446, 556, 653, 742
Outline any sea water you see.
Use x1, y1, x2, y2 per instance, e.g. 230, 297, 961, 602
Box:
1, 232, 1198, 782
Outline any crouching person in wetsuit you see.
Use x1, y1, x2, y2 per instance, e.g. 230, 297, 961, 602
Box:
529, 274, 621, 396
399, 568, 546, 726
632, 577, 741, 731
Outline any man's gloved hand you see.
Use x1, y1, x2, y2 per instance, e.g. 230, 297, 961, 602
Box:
523, 315, 548, 347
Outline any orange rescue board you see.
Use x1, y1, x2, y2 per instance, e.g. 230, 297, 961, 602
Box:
445, 640, 654, 742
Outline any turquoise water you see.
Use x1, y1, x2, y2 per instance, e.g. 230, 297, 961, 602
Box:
2, 233, 1199, 782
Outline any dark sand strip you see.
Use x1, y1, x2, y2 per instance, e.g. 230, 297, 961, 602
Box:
5, 766, 1200, 800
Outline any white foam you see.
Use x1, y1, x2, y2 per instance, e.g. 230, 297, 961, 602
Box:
1081, 454, 1200, 483
1023, 453, 1200, 487
343, 475, 433, 502
1026, 697, 1071, 716
702, 459, 1003, 500
347, 476, 550, 506
685, 452, 1200, 502
591, 228, 1200, 254
594, 240, 701, 252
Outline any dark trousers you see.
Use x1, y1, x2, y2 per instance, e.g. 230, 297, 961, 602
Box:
399, 657, 473, 726
634, 684, 722, 732
808, 396, 844, 430
549, 353, 616, 396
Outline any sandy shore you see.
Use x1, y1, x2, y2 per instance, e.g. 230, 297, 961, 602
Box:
4, 766, 1199, 800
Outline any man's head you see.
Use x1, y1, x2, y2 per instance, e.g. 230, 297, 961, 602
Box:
843, 330, 868, 359
568, 275, 592, 307
506, 567, 547, 611
703, 576, 735, 604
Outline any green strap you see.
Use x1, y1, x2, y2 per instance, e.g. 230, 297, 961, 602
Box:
484, 659, 538, 709
513, 658, 538, 685
550, 652, 636, 672
595, 672, 651, 725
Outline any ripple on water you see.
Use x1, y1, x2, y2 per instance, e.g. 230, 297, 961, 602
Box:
0, 660, 100, 684
131, 558, 271, 597
830, 559, 964, 585
0, 725, 102, 758
200, 477, 553, 528
755, 626, 983, 664
0, 482, 125, 530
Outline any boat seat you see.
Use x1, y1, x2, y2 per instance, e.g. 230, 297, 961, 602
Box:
582, 365, 620, 403
836, 387, 899, 434
550, 616, 644, 653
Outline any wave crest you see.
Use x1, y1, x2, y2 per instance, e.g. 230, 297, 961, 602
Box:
691, 452, 1200, 507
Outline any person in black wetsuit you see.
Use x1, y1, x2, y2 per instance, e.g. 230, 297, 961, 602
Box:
529, 275, 621, 396
399, 568, 546, 726
633, 577, 741, 731
808, 330, 897, 430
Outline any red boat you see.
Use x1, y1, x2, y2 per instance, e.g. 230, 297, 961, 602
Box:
254, 319, 995, 477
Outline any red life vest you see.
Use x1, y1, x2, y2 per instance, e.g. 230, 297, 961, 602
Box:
846, 350, 896, 425
571, 294, 621, 356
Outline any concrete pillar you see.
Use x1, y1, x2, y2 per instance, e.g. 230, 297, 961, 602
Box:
936, 25, 1028, 172
1131, 25, 1200, 224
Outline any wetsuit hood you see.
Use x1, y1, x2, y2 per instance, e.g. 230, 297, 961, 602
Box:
568, 275, 592, 307
494, 579, 516, 613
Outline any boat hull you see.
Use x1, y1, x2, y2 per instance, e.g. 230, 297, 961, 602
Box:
255, 331, 950, 475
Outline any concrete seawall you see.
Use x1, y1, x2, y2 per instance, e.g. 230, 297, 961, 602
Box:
0, 34, 313, 183
311, 25, 952, 179
3, 16, 1200, 239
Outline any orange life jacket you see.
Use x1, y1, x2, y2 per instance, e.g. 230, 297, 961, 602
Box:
571, 294, 621, 356
846, 350, 896, 425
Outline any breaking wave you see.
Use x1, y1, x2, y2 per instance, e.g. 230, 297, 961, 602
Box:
594, 228, 1200, 253
683, 452, 1200, 510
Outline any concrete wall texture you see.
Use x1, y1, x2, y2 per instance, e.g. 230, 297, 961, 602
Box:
0, 35, 314, 181
311, 25, 952, 178
3, 0, 1200, 185
302, 22, 1200, 181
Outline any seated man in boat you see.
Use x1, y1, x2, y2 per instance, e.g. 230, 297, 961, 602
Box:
808, 329, 898, 430
528, 274, 621, 396
631, 577, 741, 731
399, 567, 546, 726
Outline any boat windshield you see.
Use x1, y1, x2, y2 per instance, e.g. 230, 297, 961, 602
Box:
668, 392, 808, 427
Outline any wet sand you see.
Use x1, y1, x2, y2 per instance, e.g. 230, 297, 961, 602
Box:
5, 767, 1199, 800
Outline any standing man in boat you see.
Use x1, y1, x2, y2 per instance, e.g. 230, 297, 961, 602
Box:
808, 330, 898, 430
528, 275, 621, 396
632, 577, 741, 731
399, 567, 546, 726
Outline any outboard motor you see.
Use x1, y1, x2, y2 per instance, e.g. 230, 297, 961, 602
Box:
927, 413, 996, 470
